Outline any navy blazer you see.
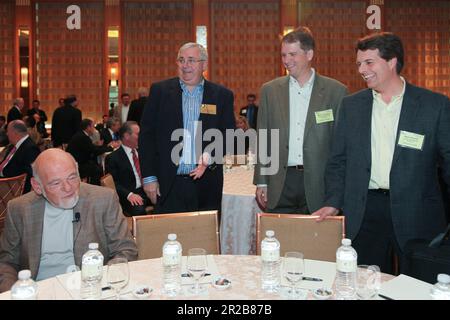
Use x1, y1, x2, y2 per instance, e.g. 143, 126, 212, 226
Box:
2, 137, 40, 193
325, 82, 450, 249
139, 77, 235, 206
105, 147, 140, 207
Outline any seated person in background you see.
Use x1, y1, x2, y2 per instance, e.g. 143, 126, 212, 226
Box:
66, 118, 119, 185
0, 120, 40, 193
0, 148, 138, 293
0, 115, 8, 147
95, 114, 109, 132
106, 121, 151, 216
100, 117, 121, 146
23, 115, 44, 149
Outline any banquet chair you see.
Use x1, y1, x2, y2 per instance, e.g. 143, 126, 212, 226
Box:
0, 173, 27, 235
256, 213, 345, 262
133, 210, 220, 260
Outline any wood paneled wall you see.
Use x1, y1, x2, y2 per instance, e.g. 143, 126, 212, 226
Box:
122, 1, 192, 99
0, 1, 15, 114
299, 0, 367, 93
35, 1, 105, 120
1, 0, 449, 121
211, 0, 280, 112
386, 0, 450, 97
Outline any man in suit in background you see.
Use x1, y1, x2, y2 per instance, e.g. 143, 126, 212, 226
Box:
127, 87, 148, 125
27, 99, 49, 138
0, 116, 8, 147
106, 121, 151, 216
0, 148, 137, 293
66, 118, 118, 185
139, 42, 235, 213
239, 94, 258, 129
100, 117, 120, 146
113, 93, 131, 125
51, 95, 82, 148
0, 120, 40, 193
254, 26, 348, 214
313, 32, 450, 274
7, 98, 24, 124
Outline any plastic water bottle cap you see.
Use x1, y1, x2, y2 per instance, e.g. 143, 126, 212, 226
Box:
88, 243, 99, 250
266, 230, 274, 237
341, 238, 351, 246
168, 234, 177, 241
18, 270, 31, 280
437, 274, 450, 284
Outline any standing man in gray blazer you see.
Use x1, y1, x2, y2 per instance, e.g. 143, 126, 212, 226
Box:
313, 32, 450, 274
254, 26, 348, 213
0, 148, 137, 293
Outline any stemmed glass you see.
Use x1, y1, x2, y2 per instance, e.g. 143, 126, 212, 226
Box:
282, 252, 305, 299
224, 155, 233, 172
356, 265, 381, 300
187, 248, 208, 295
107, 257, 129, 300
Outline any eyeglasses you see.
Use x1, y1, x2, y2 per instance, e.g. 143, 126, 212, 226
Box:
176, 57, 205, 65
46, 174, 80, 191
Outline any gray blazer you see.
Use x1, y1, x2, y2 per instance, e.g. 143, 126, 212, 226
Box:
0, 183, 138, 292
325, 83, 450, 249
254, 74, 348, 212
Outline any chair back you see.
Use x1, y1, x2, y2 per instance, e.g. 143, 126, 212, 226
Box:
256, 213, 345, 262
133, 210, 220, 260
0, 173, 27, 234
100, 173, 115, 190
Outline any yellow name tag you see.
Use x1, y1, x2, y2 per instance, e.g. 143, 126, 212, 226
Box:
315, 109, 334, 124
398, 130, 425, 150
200, 104, 217, 115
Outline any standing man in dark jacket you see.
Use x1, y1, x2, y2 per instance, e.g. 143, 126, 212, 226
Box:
127, 87, 148, 125
51, 95, 82, 148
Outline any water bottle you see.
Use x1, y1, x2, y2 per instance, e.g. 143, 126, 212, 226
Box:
80, 242, 104, 300
10, 270, 38, 300
162, 233, 182, 296
335, 238, 357, 300
430, 274, 450, 300
261, 230, 281, 292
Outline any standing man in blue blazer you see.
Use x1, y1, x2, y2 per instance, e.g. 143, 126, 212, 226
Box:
139, 42, 235, 213
313, 32, 450, 274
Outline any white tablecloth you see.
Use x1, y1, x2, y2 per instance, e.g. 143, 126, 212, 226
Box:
0, 255, 396, 300
220, 166, 258, 255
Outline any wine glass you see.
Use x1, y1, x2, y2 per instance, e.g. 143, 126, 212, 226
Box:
107, 257, 129, 300
224, 155, 233, 172
356, 265, 381, 300
187, 248, 208, 295
282, 252, 304, 299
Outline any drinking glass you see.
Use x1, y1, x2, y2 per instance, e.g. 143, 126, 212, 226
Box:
187, 248, 208, 295
282, 252, 305, 299
224, 155, 233, 172
107, 257, 129, 300
356, 265, 381, 300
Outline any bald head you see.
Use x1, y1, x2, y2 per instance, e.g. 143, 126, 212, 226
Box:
31, 149, 80, 209
7, 120, 28, 145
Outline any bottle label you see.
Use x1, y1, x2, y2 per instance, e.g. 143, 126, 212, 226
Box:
261, 248, 279, 262
163, 251, 181, 266
337, 258, 357, 272
82, 260, 103, 279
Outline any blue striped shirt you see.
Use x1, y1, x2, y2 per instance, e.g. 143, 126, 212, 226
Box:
143, 79, 204, 185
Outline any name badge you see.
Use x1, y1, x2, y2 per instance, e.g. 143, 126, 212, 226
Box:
315, 109, 334, 124
200, 104, 217, 115
398, 130, 425, 150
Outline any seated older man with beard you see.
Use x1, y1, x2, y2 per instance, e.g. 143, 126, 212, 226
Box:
0, 148, 138, 293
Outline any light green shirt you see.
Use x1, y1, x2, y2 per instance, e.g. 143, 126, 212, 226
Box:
288, 69, 315, 166
369, 77, 406, 189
